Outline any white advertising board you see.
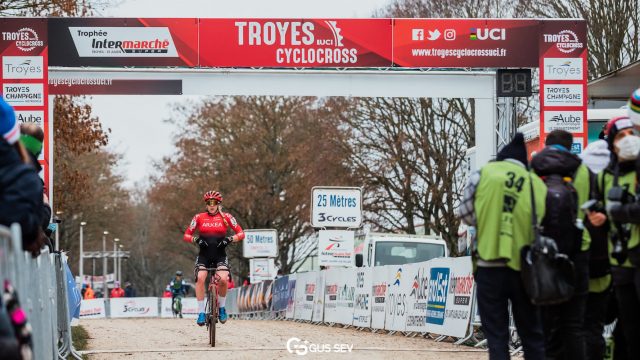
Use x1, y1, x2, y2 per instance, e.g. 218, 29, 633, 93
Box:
79, 299, 106, 319
243, 229, 278, 258
250, 258, 277, 283
110, 297, 159, 318
385, 264, 413, 332
294, 271, 316, 321
323, 268, 340, 323
404, 261, 429, 332
352, 267, 372, 327
312, 271, 325, 322
543, 110, 585, 133
160, 297, 198, 319
285, 274, 297, 319
370, 265, 388, 329
424, 257, 475, 338
543, 84, 583, 107
311, 186, 362, 228
318, 230, 355, 267
335, 267, 357, 326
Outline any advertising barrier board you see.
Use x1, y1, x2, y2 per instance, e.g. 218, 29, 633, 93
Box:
110, 297, 159, 318
79, 299, 106, 319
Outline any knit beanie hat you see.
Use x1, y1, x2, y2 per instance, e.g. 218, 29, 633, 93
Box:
605, 116, 634, 150
496, 133, 528, 166
629, 88, 640, 125
0, 98, 19, 144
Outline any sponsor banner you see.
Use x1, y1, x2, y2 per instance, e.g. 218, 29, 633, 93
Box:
79, 299, 106, 319
393, 19, 540, 67
160, 297, 198, 318
424, 257, 475, 338
199, 19, 392, 67
323, 268, 340, 323
405, 262, 429, 332
3, 83, 43, 106
0, 19, 47, 55
311, 187, 362, 228
48, 78, 182, 95
370, 265, 388, 329
385, 264, 412, 332
110, 297, 159, 318
16, 110, 44, 127
539, 21, 587, 59
543, 110, 584, 133
294, 271, 317, 321
285, 274, 297, 319
542, 57, 584, 81
543, 84, 584, 107
571, 137, 584, 154
2, 56, 44, 79
312, 271, 326, 322
352, 267, 372, 327
318, 230, 355, 267
250, 258, 277, 283
243, 229, 278, 258
272, 275, 289, 312
336, 268, 357, 326
48, 18, 198, 67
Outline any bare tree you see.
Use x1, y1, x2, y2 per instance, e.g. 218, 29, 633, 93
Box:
521, 0, 640, 79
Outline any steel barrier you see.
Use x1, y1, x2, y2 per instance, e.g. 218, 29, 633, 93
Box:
0, 223, 82, 360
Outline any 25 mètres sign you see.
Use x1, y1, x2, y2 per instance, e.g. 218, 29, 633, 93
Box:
311, 187, 362, 228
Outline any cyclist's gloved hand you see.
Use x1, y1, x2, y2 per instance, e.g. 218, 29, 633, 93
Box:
192, 235, 208, 248
217, 236, 233, 248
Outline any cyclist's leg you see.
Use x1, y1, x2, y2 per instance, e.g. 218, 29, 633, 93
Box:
194, 258, 209, 325
216, 257, 230, 323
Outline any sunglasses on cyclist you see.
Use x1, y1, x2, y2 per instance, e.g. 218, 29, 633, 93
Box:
206, 199, 219, 206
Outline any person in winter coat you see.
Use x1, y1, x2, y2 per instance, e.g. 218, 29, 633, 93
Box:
83, 284, 95, 300
580, 138, 614, 360
460, 133, 547, 360
0, 99, 44, 255
531, 130, 604, 359
110, 281, 125, 298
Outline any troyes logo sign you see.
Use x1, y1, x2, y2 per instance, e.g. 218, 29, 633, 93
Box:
69, 27, 179, 57
1, 28, 44, 52
544, 30, 584, 54
234, 21, 358, 65
2, 56, 44, 79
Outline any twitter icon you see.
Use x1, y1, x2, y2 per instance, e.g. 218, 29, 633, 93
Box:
427, 29, 441, 41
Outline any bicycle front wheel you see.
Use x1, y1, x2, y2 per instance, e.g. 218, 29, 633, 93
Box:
209, 289, 216, 347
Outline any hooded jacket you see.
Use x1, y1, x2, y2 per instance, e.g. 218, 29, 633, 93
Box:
0, 138, 44, 250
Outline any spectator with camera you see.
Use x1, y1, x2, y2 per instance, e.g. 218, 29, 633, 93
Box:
530, 129, 599, 359
596, 115, 640, 359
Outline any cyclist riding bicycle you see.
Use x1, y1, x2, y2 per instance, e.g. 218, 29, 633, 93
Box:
170, 271, 188, 317
183, 191, 244, 326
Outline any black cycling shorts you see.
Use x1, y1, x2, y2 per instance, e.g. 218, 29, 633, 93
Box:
193, 236, 230, 282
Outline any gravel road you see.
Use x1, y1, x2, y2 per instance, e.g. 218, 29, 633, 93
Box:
80, 318, 487, 359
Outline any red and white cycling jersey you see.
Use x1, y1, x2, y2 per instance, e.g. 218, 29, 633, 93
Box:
183, 211, 245, 243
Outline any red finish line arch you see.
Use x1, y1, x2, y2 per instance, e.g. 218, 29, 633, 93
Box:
0, 17, 587, 202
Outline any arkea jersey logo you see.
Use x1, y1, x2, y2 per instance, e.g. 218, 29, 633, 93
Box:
69, 27, 179, 57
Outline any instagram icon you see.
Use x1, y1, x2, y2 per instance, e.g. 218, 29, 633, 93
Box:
444, 29, 456, 41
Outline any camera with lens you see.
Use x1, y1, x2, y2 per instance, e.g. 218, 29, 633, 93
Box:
608, 185, 633, 263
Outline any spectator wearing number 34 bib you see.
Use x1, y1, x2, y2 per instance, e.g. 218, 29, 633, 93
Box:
459, 133, 547, 360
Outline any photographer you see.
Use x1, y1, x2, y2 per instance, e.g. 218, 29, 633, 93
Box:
598, 115, 640, 359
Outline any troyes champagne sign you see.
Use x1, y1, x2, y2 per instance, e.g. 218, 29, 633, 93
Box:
311, 187, 362, 228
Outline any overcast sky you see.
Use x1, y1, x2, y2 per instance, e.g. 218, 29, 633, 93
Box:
88, 0, 390, 189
